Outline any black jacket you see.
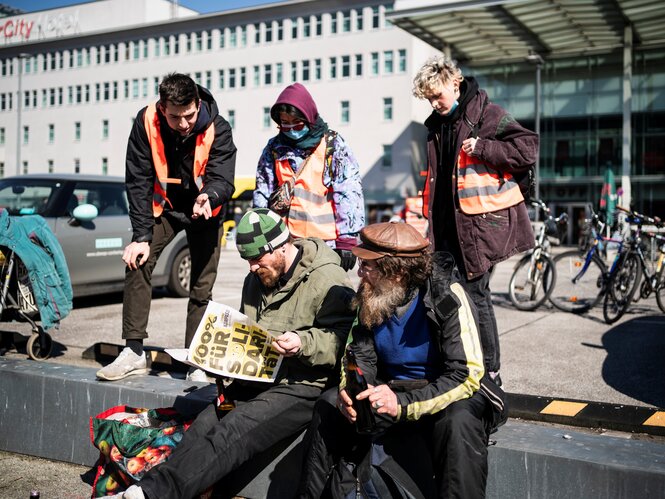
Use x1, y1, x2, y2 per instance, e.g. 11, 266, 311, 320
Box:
345, 252, 502, 422
125, 86, 237, 242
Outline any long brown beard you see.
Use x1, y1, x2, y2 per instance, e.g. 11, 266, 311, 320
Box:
353, 278, 409, 329
257, 252, 287, 289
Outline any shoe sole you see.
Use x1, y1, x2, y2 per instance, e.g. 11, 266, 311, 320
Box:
96, 367, 149, 381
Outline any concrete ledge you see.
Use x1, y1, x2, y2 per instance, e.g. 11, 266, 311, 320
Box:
1, 358, 664, 498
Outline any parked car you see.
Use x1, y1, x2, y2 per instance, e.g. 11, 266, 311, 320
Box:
0, 174, 190, 298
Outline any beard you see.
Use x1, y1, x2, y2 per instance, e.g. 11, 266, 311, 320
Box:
353, 277, 410, 329
256, 251, 287, 289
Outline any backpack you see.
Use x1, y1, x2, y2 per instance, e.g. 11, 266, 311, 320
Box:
324, 440, 432, 499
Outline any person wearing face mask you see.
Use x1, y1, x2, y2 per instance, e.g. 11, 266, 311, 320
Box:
412, 56, 538, 386
254, 83, 365, 272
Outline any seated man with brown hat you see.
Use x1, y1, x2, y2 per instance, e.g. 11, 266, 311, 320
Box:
298, 221, 506, 499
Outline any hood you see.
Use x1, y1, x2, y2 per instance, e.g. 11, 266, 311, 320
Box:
290, 237, 341, 282
424, 76, 480, 132
191, 84, 219, 135
271, 83, 319, 124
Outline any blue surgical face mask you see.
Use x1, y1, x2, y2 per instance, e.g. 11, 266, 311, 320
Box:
282, 126, 309, 141
446, 100, 459, 116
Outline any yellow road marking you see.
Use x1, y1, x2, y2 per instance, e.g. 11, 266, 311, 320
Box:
643, 412, 665, 427
541, 401, 587, 417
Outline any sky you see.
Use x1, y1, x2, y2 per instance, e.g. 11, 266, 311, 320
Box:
9, 0, 281, 14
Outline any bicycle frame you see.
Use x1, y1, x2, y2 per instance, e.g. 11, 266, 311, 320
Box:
573, 223, 622, 286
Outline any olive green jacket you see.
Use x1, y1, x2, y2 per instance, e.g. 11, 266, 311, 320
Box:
241, 238, 355, 388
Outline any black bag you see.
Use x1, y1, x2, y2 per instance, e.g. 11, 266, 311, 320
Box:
268, 176, 296, 216
324, 441, 429, 499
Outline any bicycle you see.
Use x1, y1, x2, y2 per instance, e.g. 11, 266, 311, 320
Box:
508, 200, 568, 311
643, 231, 665, 313
549, 211, 617, 313
602, 207, 663, 323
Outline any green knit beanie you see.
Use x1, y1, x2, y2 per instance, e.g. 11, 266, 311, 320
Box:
236, 208, 290, 260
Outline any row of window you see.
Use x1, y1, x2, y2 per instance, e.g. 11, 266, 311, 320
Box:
0, 49, 407, 111
1, 6, 393, 76
1, 94, 395, 147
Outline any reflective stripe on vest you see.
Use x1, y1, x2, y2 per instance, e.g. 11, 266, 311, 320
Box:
143, 103, 219, 217
274, 137, 337, 240
457, 150, 524, 215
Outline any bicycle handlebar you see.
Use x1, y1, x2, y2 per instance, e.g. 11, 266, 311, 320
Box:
617, 206, 663, 227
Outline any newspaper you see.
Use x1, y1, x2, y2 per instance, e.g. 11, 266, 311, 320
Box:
166, 302, 284, 383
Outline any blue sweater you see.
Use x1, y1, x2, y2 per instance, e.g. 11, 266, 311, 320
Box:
373, 291, 441, 380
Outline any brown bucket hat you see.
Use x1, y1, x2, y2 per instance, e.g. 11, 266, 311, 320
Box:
352, 222, 429, 260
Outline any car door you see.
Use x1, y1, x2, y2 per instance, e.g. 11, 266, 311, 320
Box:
53, 181, 132, 293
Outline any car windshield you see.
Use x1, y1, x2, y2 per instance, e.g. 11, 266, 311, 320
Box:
0, 179, 65, 216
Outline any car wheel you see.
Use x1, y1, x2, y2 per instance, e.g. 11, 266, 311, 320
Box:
168, 248, 190, 297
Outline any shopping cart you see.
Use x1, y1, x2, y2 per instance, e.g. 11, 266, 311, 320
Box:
0, 210, 72, 360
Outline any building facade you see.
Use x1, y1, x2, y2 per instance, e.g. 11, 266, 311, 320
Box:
0, 0, 440, 221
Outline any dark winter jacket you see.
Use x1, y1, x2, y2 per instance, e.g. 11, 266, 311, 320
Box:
241, 238, 356, 389
125, 86, 237, 242
424, 77, 536, 278
345, 252, 494, 422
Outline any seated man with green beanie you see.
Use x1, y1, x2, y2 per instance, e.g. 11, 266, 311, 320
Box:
110, 208, 356, 499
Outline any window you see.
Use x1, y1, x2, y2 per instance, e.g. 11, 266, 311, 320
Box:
142, 78, 148, 98
382, 145, 392, 167
23, 126, 29, 144
240, 67, 246, 87
155, 38, 162, 57
22, 161, 28, 174
291, 61, 297, 82
302, 60, 310, 82
229, 68, 236, 89
384, 50, 394, 73
291, 18, 298, 39
372, 6, 380, 29
254, 23, 261, 44
264, 64, 272, 85
341, 55, 350, 78
174, 36, 180, 54
218, 69, 225, 89
303, 16, 311, 38
0, 127, 4, 145
219, 28, 226, 48
342, 10, 351, 32
276, 63, 283, 84
314, 59, 322, 80
227, 109, 235, 129
329, 57, 337, 79
229, 28, 237, 47
205, 71, 212, 89
253, 65, 260, 87
266, 22, 273, 43
263, 107, 271, 128
132, 79, 139, 98
196, 32, 203, 51
383, 97, 393, 121
331, 12, 338, 34
355, 54, 363, 76
276, 20, 283, 41
195, 71, 202, 85
164, 37, 171, 56
356, 8, 363, 30
206, 31, 212, 50
240, 25, 247, 46
74, 158, 80, 173
0, 162, 4, 177
398, 49, 407, 72
48, 124, 55, 143
341, 100, 350, 124
102, 119, 109, 139
103, 82, 110, 101
48, 160, 54, 173
75, 122, 81, 141
315, 15, 322, 36
371, 52, 379, 75
123, 81, 129, 99
102, 157, 108, 175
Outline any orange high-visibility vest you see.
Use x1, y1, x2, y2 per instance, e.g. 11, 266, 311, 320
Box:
143, 103, 219, 217
274, 137, 337, 240
456, 150, 524, 214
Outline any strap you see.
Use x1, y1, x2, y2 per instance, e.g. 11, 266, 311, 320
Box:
463, 97, 487, 139
294, 137, 326, 180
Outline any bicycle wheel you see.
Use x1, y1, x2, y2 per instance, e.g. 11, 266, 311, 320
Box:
508, 253, 556, 311
603, 253, 641, 324
550, 250, 605, 313
656, 277, 665, 314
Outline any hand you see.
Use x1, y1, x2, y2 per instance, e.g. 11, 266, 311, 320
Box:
271, 332, 302, 357
357, 383, 399, 418
462, 137, 478, 156
335, 249, 357, 272
122, 241, 150, 270
337, 388, 356, 423
192, 193, 212, 220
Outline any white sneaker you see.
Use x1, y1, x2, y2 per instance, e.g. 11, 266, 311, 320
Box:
106, 485, 145, 499
96, 347, 148, 381
186, 367, 209, 383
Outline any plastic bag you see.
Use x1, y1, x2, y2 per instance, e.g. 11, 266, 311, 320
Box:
89, 405, 192, 498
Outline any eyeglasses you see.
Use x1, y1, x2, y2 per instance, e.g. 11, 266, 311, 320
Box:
278, 121, 307, 132
358, 260, 379, 274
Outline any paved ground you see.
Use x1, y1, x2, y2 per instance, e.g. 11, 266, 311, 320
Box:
1, 244, 664, 498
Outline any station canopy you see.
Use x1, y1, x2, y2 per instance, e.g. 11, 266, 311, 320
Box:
388, 0, 665, 66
